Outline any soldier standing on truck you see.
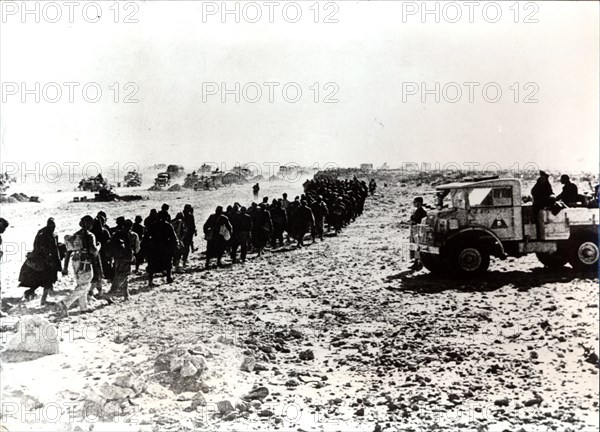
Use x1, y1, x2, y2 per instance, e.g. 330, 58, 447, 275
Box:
531, 171, 555, 214
409, 197, 427, 270
531, 171, 556, 236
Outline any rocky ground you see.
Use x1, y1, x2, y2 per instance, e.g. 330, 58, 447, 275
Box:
0, 177, 598, 431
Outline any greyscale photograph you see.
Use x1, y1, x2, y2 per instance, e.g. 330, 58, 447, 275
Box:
0, 1, 598, 431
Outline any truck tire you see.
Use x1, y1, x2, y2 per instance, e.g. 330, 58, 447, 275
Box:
568, 235, 599, 273
421, 253, 447, 274
451, 244, 490, 275
536, 251, 568, 269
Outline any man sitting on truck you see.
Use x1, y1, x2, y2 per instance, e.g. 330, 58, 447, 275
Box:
556, 174, 579, 206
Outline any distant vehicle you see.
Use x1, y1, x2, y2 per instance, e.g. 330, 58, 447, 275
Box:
94, 187, 119, 202
78, 174, 108, 192
183, 172, 199, 189
410, 177, 599, 275
154, 172, 171, 188
124, 171, 142, 187
167, 165, 185, 177
194, 174, 223, 190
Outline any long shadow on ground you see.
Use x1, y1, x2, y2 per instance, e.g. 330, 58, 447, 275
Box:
385, 267, 598, 294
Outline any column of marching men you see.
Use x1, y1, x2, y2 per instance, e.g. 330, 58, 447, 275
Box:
9, 176, 375, 317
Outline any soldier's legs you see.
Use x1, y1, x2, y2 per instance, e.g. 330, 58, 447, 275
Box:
63, 261, 93, 312
182, 239, 192, 263
231, 240, 239, 262
41, 284, 54, 305
241, 241, 248, 262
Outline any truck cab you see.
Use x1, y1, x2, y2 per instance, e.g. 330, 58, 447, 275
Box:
410, 177, 599, 275
154, 172, 171, 188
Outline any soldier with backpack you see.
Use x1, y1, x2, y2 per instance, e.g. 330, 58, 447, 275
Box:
59, 215, 100, 316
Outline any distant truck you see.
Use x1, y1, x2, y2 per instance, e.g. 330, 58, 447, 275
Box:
410, 177, 599, 275
78, 175, 108, 192
167, 165, 184, 178
154, 172, 171, 188
123, 171, 142, 187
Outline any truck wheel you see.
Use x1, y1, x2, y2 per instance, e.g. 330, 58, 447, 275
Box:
421, 253, 446, 274
536, 252, 568, 269
568, 235, 599, 273
452, 244, 490, 275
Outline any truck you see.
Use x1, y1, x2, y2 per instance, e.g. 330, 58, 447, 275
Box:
123, 171, 142, 187
167, 165, 184, 178
78, 174, 108, 192
154, 172, 171, 188
409, 177, 599, 275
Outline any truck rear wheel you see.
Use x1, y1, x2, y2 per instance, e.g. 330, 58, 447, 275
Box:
421, 253, 447, 274
568, 235, 599, 273
452, 244, 490, 275
536, 251, 568, 269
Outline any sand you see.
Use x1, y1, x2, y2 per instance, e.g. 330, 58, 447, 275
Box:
0, 175, 598, 431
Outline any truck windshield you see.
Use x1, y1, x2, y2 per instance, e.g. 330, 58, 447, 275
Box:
437, 189, 467, 209
451, 189, 467, 209
468, 187, 493, 207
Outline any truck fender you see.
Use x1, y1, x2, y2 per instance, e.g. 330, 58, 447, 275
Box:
446, 226, 506, 258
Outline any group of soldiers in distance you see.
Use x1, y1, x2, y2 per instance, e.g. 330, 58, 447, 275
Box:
14, 176, 375, 317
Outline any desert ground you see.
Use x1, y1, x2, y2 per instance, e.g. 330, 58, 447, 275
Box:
0, 172, 598, 431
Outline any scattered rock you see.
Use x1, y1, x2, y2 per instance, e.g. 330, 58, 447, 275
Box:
494, 398, 510, 407
217, 400, 235, 415
240, 355, 256, 372
180, 360, 198, 377
98, 383, 133, 401
4, 316, 60, 356
190, 392, 207, 409
299, 350, 315, 361
223, 412, 238, 421
243, 386, 269, 401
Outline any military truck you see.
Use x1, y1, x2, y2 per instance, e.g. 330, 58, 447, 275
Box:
154, 172, 171, 188
78, 174, 108, 192
167, 164, 184, 178
409, 177, 599, 275
124, 171, 142, 187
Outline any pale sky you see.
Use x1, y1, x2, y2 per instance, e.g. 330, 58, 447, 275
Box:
1, 1, 598, 172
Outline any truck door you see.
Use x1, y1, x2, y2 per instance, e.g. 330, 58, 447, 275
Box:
467, 186, 522, 240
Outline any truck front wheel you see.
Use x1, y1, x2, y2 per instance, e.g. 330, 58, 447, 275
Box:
568, 235, 599, 273
421, 253, 447, 274
452, 244, 490, 275
536, 251, 568, 269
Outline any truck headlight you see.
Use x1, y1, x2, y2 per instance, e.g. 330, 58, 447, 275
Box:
438, 219, 447, 232
448, 218, 459, 230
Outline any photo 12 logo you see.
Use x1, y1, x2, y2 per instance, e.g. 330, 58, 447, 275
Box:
401, 82, 539, 104
200, 1, 339, 24
1, 82, 139, 104
201, 82, 339, 103
1, 1, 140, 24
400, 1, 539, 24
